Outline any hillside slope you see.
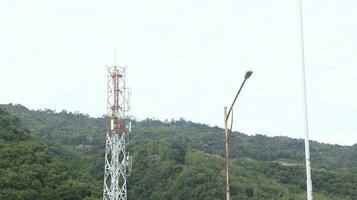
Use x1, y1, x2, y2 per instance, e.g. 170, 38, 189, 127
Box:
0, 107, 100, 200
1, 104, 357, 199
3, 104, 356, 173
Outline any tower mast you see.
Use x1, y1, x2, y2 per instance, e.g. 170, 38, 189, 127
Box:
103, 66, 132, 200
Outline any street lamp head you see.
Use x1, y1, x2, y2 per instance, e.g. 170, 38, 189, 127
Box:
244, 71, 253, 80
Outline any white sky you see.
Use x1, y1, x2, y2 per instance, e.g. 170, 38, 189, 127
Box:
0, 0, 356, 145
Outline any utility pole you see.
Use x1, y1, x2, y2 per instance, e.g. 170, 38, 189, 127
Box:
224, 71, 253, 200
224, 106, 231, 200
297, 0, 313, 199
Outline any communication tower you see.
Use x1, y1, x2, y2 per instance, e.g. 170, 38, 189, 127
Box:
103, 66, 132, 200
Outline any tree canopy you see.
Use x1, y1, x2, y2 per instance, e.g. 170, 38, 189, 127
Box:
1, 104, 356, 199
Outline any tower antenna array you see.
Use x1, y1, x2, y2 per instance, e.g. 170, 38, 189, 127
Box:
103, 66, 132, 200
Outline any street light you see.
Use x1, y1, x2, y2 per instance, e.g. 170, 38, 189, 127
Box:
224, 71, 253, 200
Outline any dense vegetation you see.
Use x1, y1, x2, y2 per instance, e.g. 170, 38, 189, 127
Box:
0, 107, 100, 200
1, 104, 357, 199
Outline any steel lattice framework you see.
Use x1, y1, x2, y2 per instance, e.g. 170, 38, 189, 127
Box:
103, 66, 132, 200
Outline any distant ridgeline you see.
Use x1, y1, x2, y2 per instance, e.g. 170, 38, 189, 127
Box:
0, 106, 100, 200
1, 104, 357, 200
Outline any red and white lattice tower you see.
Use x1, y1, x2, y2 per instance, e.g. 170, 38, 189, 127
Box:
103, 66, 132, 200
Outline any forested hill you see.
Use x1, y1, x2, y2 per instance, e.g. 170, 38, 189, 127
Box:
1, 104, 357, 199
0, 107, 100, 199
2, 103, 357, 173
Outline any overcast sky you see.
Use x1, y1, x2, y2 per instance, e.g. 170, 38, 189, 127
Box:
1, 0, 356, 145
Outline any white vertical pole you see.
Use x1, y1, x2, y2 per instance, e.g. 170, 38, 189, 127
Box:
297, 0, 313, 199
224, 106, 231, 200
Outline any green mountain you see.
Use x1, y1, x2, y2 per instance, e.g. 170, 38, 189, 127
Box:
1, 104, 357, 199
0, 107, 100, 200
